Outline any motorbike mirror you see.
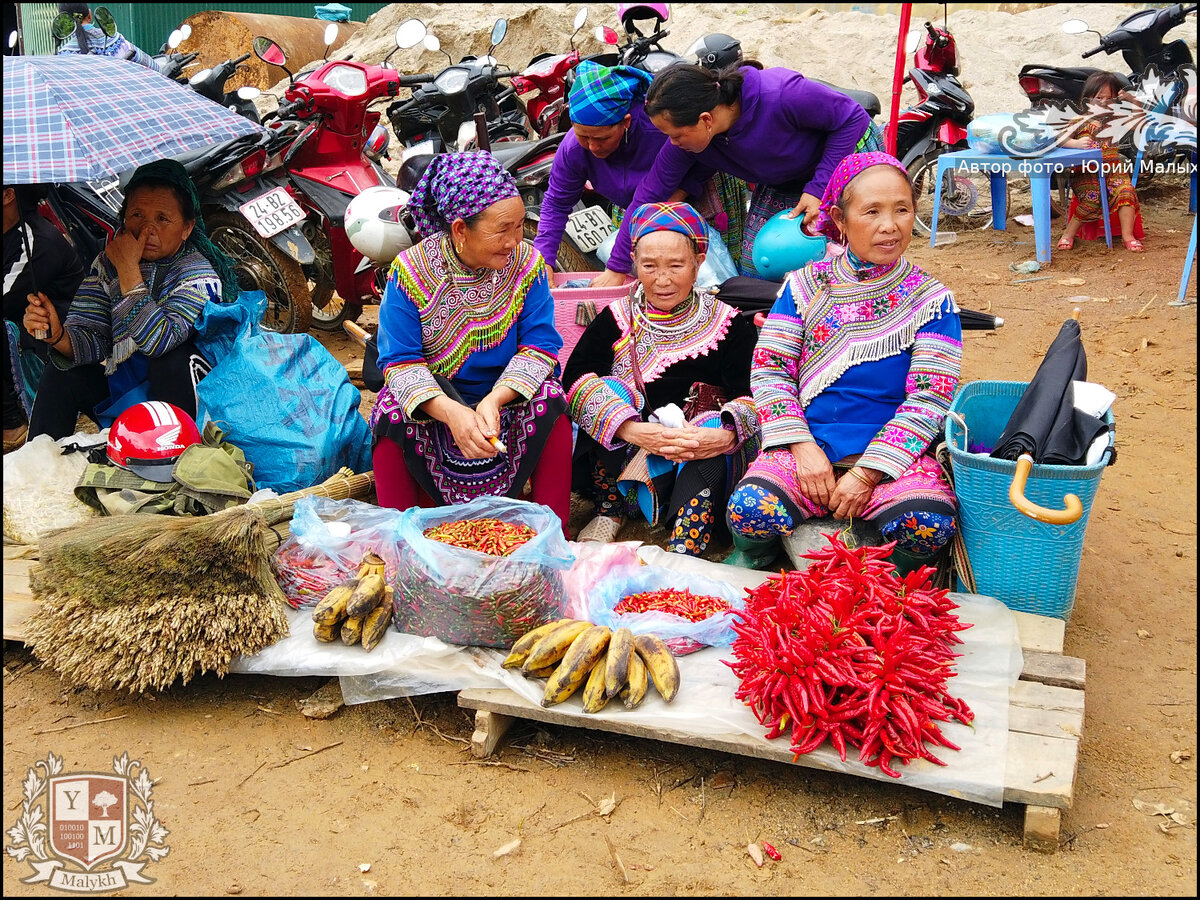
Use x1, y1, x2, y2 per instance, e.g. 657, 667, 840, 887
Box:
8, 29, 19, 50
904, 29, 921, 54
191, 68, 212, 85
167, 30, 184, 50
490, 18, 508, 48
596, 25, 619, 46
395, 18, 427, 50
236, 86, 262, 101
92, 7, 117, 38
574, 8, 589, 31
179, 24, 192, 41
50, 13, 75, 42
323, 23, 338, 47
1060, 18, 1090, 35
253, 36, 291, 75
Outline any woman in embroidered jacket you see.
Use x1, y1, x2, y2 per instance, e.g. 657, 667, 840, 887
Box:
563, 201, 760, 554
368, 151, 573, 533
23, 159, 236, 440
725, 152, 962, 573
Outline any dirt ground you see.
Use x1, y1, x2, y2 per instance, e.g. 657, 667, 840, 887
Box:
3, 172, 1196, 896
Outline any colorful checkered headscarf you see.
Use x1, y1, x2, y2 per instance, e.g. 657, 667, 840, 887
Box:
409, 150, 520, 237
568, 60, 653, 127
628, 201, 709, 259
810, 151, 909, 242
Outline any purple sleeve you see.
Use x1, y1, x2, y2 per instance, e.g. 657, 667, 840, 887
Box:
532, 136, 589, 268
782, 79, 871, 200
606, 141, 698, 275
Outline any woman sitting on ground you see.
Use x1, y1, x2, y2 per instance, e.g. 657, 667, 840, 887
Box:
24, 159, 237, 440
563, 201, 760, 554
725, 152, 962, 573
368, 151, 573, 535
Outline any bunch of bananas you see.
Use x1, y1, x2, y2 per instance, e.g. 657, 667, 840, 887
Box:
502, 618, 680, 713
311, 553, 393, 652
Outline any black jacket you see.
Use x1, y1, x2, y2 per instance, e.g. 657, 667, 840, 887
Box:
3, 213, 86, 360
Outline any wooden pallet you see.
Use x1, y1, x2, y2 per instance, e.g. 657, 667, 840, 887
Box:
458, 610, 1084, 852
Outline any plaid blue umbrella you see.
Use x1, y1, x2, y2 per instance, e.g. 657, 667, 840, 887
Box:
3, 54, 264, 185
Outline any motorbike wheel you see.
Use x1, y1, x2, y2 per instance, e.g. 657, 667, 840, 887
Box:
523, 216, 599, 274
302, 225, 350, 332
207, 211, 312, 334
908, 147, 1004, 237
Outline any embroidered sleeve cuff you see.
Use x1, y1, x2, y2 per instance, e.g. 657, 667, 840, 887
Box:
566, 373, 644, 449
761, 416, 813, 450
497, 347, 556, 399
111, 282, 150, 325
720, 397, 760, 451
383, 362, 444, 420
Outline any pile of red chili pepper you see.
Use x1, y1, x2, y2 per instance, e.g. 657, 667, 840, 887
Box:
725, 532, 974, 778
422, 518, 538, 557
614, 587, 732, 622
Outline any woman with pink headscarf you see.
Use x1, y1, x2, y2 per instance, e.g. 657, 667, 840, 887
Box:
725, 152, 962, 574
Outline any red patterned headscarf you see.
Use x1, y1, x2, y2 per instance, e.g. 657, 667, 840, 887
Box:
409, 150, 520, 237
811, 151, 908, 241
627, 201, 708, 259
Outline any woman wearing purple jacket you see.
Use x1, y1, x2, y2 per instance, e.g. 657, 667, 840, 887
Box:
590, 63, 882, 285
533, 61, 743, 275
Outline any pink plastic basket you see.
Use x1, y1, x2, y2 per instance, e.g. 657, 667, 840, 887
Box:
550, 272, 631, 368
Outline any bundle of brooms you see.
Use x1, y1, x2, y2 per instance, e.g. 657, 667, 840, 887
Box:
25, 469, 375, 695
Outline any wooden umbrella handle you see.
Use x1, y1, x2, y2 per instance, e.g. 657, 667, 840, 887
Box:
247, 470, 376, 525
1009, 455, 1083, 525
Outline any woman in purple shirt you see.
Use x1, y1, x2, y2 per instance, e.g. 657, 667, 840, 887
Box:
534, 61, 740, 274
591, 63, 882, 285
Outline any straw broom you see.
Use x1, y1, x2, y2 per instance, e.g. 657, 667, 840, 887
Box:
25, 470, 375, 695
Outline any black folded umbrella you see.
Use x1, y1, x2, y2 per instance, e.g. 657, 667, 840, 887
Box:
990, 318, 1109, 465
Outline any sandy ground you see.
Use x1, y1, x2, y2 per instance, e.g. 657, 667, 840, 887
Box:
4, 3, 1198, 896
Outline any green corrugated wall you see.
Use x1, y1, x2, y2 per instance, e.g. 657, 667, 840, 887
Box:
16, 2, 394, 56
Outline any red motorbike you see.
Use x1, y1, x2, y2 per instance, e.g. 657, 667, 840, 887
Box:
253, 25, 426, 330
510, 8, 590, 138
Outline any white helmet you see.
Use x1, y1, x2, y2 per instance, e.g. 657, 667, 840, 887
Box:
345, 186, 414, 263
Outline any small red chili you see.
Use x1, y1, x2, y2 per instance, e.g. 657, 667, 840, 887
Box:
762, 841, 781, 861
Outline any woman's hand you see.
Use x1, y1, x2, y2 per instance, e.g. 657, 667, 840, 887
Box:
588, 269, 634, 289
105, 227, 147, 272
657, 425, 734, 462
829, 467, 879, 520
785, 192, 824, 228
442, 400, 499, 459
790, 440, 836, 508
474, 394, 502, 441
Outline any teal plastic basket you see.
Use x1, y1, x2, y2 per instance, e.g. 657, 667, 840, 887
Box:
945, 380, 1115, 621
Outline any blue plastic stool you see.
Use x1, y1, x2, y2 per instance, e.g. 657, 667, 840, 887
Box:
1179, 215, 1197, 304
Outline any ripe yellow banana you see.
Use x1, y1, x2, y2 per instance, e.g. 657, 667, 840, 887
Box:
580, 654, 611, 714
361, 589, 393, 652
542, 625, 612, 707
620, 648, 649, 710
524, 664, 559, 679
356, 552, 386, 579
312, 581, 356, 626
313, 620, 340, 643
522, 619, 593, 674
346, 573, 388, 618
634, 633, 680, 702
502, 617, 582, 669
340, 614, 364, 645
604, 627, 635, 699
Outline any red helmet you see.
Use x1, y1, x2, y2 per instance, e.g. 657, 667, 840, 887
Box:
106, 401, 202, 482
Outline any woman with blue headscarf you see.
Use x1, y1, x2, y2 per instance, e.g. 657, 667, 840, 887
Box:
534, 61, 742, 274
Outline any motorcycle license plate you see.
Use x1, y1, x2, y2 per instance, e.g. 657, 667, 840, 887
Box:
239, 187, 306, 239
564, 205, 614, 254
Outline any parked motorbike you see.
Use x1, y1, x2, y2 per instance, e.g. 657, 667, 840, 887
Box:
386, 18, 531, 158
510, 8, 591, 139
887, 17, 992, 236
1017, 3, 1197, 212
189, 52, 263, 124
154, 27, 199, 83
255, 22, 430, 330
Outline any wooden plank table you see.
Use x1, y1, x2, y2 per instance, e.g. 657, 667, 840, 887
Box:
458, 609, 1084, 852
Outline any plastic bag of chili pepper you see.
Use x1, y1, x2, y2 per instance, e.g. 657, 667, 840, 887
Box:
585, 564, 745, 654
393, 495, 575, 648
271, 496, 406, 609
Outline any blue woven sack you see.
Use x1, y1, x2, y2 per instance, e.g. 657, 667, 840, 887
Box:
946, 380, 1115, 621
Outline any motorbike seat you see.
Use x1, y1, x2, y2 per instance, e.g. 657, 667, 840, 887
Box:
812, 79, 881, 118
488, 133, 565, 169
1018, 64, 1106, 81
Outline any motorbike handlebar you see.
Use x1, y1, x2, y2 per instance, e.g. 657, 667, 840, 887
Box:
1080, 44, 1106, 59
396, 73, 435, 87
232, 52, 252, 66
